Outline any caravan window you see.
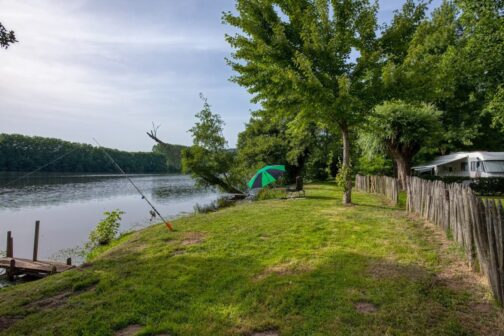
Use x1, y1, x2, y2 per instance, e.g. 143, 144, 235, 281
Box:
471, 161, 484, 172
461, 162, 468, 171
483, 161, 504, 173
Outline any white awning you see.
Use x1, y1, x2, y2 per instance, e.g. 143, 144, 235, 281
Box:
412, 153, 468, 171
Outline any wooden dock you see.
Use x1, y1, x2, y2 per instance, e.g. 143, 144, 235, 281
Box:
1, 220, 75, 280
0, 257, 74, 279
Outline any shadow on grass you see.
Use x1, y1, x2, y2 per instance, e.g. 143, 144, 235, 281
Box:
306, 195, 339, 201
1, 242, 495, 336
353, 202, 404, 212
1, 193, 500, 336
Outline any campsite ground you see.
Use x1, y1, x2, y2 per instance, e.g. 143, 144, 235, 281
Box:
0, 183, 503, 335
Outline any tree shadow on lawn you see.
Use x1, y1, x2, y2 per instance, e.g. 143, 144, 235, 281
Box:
306, 195, 339, 201
2, 238, 502, 335
248, 252, 502, 336
352, 202, 404, 212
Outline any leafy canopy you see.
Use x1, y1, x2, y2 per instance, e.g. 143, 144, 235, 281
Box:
223, 0, 379, 129
182, 95, 243, 194
360, 100, 443, 158
0, 22, 17, 49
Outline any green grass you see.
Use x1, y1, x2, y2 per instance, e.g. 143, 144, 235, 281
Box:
480, 195, 504, 201
0, 183, 501, 335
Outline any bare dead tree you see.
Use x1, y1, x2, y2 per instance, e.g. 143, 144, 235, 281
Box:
146, 122, 166, 146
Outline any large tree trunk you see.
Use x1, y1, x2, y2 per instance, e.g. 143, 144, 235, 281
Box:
388, 146, 414, 190
395, 155, 411, 190
341, 126, 352, 205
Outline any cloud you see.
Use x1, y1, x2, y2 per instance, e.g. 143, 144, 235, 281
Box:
0, 0, 251, 150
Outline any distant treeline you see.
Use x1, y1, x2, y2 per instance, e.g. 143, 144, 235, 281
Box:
0, 134, 168, 173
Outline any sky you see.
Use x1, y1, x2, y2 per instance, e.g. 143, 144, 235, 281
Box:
0, 0, 442, 151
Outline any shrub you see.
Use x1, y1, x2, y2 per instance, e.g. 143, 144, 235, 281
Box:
470, 178, 504, 196
87, 210, 124, 247
419, 176, 504, 195
256, 187, 285, 200
194, 197, 235, 213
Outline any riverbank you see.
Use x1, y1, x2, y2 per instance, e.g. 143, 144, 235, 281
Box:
0, 174, 220, 263
0, 183, 503, 335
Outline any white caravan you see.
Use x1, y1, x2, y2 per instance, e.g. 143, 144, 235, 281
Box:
412, 152, 504, 178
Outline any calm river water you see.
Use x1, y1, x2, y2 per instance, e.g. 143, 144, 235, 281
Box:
0, 174, 220, 265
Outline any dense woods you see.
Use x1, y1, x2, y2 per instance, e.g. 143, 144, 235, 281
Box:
0, 134, 168, 173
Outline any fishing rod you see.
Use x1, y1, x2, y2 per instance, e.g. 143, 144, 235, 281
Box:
92, 138, 174, 231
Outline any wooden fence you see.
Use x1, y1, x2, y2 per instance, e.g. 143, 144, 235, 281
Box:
355, 174, 399, 205
407, 176, 504, 306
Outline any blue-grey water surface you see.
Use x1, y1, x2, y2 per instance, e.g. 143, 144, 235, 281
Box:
0, 174, 220, 273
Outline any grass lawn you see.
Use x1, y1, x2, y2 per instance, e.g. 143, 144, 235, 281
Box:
0, 183, 502, 335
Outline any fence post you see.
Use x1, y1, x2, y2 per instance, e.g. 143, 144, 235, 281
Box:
7, 259, 16, 280
33, 220, 40, 261
6, 231, 13, 258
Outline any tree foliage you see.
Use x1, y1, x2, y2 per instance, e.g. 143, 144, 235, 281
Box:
0, 22, 17, 49
0, 134, 168, 173
182, 96, 244, 194
359, 100, 442, 188
224, 0, 380, 203
152, 143, 185, 173
236, 109, 340, 182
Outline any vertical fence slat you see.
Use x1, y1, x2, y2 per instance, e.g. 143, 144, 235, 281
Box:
355, 174, 399, 205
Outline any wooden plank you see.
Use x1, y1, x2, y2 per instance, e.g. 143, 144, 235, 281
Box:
0, 257, 74, 273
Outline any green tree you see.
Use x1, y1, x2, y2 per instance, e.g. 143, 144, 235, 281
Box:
237, 108, 340, 182
380, 0, 504, 152
182, 95, 244, 194
359, 100, 443, 188
236, 109, 290, 176
486, 86, 504, 132
456, 0, 504, 144
224, 0, 379, 204
0, 22, 17, 49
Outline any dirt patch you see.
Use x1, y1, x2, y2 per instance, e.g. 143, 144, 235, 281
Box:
420, 220, 490, 293
180, 232, 205, 246
129, 243, 148, 253
355, 301, 377, 314
26, 291, 72, 310
252, 330, 279, 336
162, 237, 175, 243
115, 324, 142, 336
79, 262, 93, 269
367, 260, 428, 282
171, 248, 186, 256
410, 216, 504, 334
0, 316, 21, 331
255, 261, 312, 281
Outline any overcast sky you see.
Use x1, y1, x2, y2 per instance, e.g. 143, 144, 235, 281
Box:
0, 0, 442, 151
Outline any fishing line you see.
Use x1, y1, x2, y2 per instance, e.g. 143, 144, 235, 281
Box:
0, 146, 81, 189
92, 138, 174, 231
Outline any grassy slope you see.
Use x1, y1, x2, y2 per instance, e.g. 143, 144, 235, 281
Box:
0, 183, 502, 335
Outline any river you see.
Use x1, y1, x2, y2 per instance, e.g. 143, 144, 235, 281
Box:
0, 173, 220, 270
